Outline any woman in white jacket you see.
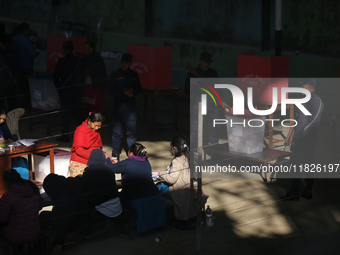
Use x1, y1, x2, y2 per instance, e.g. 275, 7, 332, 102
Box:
158, 135, 208, 230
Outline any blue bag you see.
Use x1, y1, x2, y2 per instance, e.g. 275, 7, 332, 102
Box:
11, 157, 29, 180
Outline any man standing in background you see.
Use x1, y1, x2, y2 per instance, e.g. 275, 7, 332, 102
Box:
81, 41, 107, 114
12, 23, 39, 109
186, 52, 219, 152
107, 53, 142, 161
53, 40, 85, 143
281, 78, 324, 201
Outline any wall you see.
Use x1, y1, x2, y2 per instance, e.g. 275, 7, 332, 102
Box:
0, 0, 339, 108
0, 0, 51, 22
153, 0, 264, 46
100, 32, 339, 110
2, 0, 340, 57
282, 0, 340, 57
69, 0, 144, 34
0, 0, 144, 36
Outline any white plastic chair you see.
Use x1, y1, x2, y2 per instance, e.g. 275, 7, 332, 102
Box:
6, 108, 25, 140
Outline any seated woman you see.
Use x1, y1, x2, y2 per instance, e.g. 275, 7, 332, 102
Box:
158, 135, 208, 229
106, 143, 166, 232
68, 112, 109, 177
0, 169, 42, 244
82, 149, 122, 222
0, 107, 13, 143
41, 173, 87, 253
0, 107, 28, 179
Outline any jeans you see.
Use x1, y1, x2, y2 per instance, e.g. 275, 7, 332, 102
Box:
112, 104, 137, 151
290, 143, 316, 191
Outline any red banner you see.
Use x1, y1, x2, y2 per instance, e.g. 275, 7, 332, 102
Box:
237, 52, 289, 104
127, 43, 172, 89
46, 35, 87, 74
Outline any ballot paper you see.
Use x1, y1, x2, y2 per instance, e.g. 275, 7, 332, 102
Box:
8, 141, 21, 146
152, 171, 160, 181
152, 166, 171, 181
18, 139, 38, 147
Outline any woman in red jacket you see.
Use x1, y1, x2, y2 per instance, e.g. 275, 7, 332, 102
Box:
68, 112, 109, 177
0, 169, 42, 244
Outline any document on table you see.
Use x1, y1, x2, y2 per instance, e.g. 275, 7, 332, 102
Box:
8, 141, 21, 146
18, 139, 38, 147
152, 171, 160, 181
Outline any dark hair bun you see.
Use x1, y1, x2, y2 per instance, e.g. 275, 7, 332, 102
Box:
88, 112, 105, 122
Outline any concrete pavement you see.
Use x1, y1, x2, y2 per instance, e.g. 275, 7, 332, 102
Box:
17, 93, 340, 255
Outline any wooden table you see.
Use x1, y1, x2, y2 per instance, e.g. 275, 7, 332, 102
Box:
142, 87, 179, 130
0, 141, 58, 196
205, 144, 291, 182
255, 103, 294, 149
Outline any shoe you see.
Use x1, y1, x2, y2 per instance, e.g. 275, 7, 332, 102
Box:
280, 191, 300, 201
56, 135, 70, 143
300, 191, 313, 199
112, 149, 121, 161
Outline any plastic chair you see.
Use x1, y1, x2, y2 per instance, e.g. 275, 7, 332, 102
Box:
6, 108, 25, 140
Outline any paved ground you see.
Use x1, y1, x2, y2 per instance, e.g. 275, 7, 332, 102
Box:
17, 93, 340, 255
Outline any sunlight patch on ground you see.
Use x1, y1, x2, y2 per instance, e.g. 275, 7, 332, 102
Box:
202, 178, 294, 238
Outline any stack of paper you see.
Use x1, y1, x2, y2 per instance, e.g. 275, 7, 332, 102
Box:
152, 171, 160, 181
18, 139, 37, 147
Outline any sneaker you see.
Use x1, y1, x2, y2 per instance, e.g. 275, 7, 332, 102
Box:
112, 149, 121, 161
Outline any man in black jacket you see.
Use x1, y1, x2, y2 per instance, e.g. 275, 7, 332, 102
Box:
81, 41, 108, 113
186, 52, 219, 152
53, 40, 85, 142
184, 52, 218, 96
281, 78, 324, 201
0, 33, 20, 111
107, 53, 142, 160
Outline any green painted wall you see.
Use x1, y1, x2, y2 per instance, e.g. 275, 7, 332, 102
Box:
69, 0, 144, 34
2, 0, 340, 58
101, 32, 340, 77
282, 0, 340, 57
100, 32, 339, 113
0, 0, 51, 22
153, 0, 264, 46
1, 0, 340, 99
0, 0, 144, 36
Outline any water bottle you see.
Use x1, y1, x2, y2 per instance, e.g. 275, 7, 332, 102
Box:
206, 205, 213, 227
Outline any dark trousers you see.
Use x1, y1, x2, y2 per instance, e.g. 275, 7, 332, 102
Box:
18, 69, 33, 109
190, 100, 219, 151
112, 105, 137, 151
60, 92, 83, 135
290, 142, 316, 192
